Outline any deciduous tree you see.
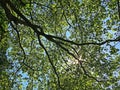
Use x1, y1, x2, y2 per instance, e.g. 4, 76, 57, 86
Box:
0, 0, 120, 89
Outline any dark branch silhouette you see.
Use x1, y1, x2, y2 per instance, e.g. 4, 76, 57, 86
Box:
0, 0, 119, 87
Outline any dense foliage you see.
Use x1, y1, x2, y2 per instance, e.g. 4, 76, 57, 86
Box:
0, 0, 120, 90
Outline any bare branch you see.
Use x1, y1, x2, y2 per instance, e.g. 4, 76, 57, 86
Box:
10, 22, 38, 71
45, 34, 120, 46
10, 22, 26, 60
80, 62, 101, 82
37, 33, 61, 88
117, 0, 120, 19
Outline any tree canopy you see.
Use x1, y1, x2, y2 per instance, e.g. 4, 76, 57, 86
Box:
0, 0, 120, 90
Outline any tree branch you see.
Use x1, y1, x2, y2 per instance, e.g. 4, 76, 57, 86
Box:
44, 34, 120, 46
117, 0, 120, 19
0, 0, 44, 34
10, 22, 26, 60
10, 22, 39, 71
1, 0, 119, 48
37, 33, 61, 88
